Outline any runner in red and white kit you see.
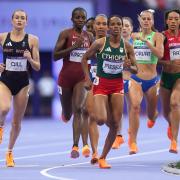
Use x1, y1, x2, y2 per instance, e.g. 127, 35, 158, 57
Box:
53, 7, 93, 158
158, 9, 180, 153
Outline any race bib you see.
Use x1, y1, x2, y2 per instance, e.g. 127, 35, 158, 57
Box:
93, 76, 99, 85
90, 65, 97, 78
134, 47, 151, 61
169, 45, 180, 61
70, 49, 87, 63
6, 57, 27, 71
102, 60, 123, 74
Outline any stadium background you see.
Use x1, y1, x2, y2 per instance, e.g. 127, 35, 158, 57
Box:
0, 0, 179, 119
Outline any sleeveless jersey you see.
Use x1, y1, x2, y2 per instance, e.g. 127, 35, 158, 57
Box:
133, 31, 158, 64
162, 30, 180, 61
60, 29, 91, 79
96, 36, 126, 79
2, 33, 30, 77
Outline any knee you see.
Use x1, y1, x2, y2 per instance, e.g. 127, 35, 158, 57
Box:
170, 102, 179, 111
89, 112, 96, 122
73, 107, 82, 115
0, 106, 10, 117
110, 121, 119, 131
131, 104, 140, 113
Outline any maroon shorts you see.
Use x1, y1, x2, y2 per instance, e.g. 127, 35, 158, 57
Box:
93, 77, 124, 95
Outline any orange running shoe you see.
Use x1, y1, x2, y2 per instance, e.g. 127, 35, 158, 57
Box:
147, 119, 155, 128
82, 145, 90, 158
70, 146, 79, 158
169, 140, 178, 154
98, 158, 111, 169
0, 127, 3, 144
112, 135, 124, 149
90, 152, 99, 165
129, 142, 138, 155
6, 151, 15, 167
167, 126, 172, 140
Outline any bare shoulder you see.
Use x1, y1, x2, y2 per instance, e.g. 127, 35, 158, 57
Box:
28, 34, 39, 42
0, 32, 8, 45
124, 41, 131, 48
97, 37, 105, 45
155, 32, 163, 38
59, 28, 72, 38
95, 37, 106, 51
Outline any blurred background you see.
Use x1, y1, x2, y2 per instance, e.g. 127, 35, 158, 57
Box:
0, 0, 179, 119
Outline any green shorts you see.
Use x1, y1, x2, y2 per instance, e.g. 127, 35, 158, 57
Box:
160, 72, 180, 90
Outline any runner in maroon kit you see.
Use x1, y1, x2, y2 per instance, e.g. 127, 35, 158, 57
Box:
53, 7, 93, 158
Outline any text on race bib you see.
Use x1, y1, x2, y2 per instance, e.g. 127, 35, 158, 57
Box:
6, 57, 27, 71
102, 60, 123, 74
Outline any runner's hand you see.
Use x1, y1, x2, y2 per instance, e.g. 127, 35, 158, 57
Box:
73, 35, 84, 48
84, 78, 92, 91
24, 49, 32, 61
0, 63, 5, 73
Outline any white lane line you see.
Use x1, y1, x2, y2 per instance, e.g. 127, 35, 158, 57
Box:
0, 142, 72, 152
0, 150, 70, 162
14, 164, 40, 168
40, 147, 170, 180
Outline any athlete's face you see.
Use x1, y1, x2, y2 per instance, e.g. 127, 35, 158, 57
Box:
166, 12, 180, 31
86, 19, 95, 35
139, 11, 154, 30
122, 19, 133, 38
94, 16, 108, 38
108, 17, 122, 36
72, 10, 87, 29
12, 11, 27, 30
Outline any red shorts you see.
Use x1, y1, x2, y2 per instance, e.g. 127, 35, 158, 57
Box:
93, 77, 124, 95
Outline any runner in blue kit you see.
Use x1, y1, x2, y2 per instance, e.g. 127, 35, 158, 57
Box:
128, 10, 164, 154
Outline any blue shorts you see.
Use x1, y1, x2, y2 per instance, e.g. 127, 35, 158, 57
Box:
123, 80, 129, 94
130, 74, 159, 92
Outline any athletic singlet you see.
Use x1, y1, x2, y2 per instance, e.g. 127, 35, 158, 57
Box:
58, 29, 91, 88
96, 36, 126, 79
0, 33, 30, 95
2, 33, 30, 72
60, 30, 90, 77
162, 30, 180, 61
133, 31, 158, 64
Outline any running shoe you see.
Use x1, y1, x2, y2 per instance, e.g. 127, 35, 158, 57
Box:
98, 158, 111, 169
169, 140, 178, 154
112, 135, 124, 149
6, 151, 15, 167
167, 126, 172, 140
90, 152, 98, 165
70, 146, 79, 158
129, 142, 138, 155
82, 145, 90, 158
147, 119, 155, 128
0, 127, 3, 144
